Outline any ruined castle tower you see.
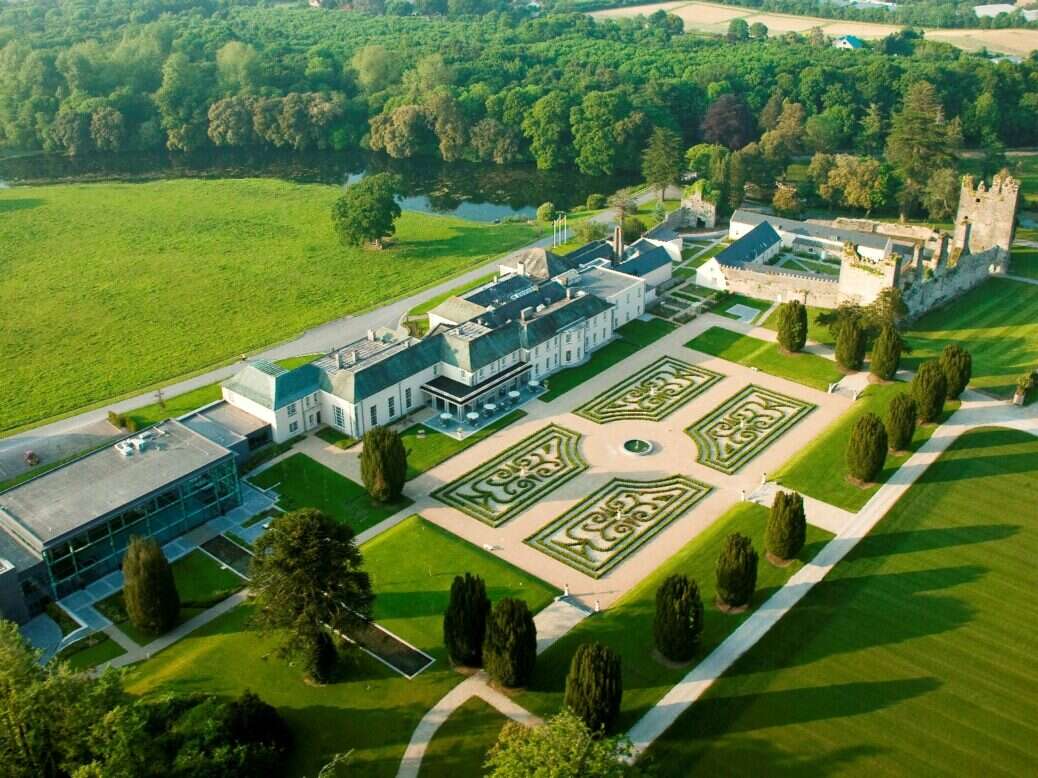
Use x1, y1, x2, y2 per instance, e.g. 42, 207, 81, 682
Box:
953, 171, 1020, 253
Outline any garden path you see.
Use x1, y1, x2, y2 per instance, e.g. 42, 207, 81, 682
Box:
623, 390, 1038, 759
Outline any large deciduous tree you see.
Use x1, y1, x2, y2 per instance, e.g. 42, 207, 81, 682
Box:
846, 412, 887, 483
564, 642, 623, 734
250, 509, 374, 680
766, 491, 806, 564
912, 360, 948, 423
331, 172, 402, 249
715, 533, 758, 610
360, 425, 407, 502
122, 535, 180, 636
700, 94, 754, 150
522, 91, 572, 171
484, 598, 537, 688
653, 574, 704, 663
443, 573, 490, 667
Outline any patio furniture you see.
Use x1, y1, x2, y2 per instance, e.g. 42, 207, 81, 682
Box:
508, 390, 521, 401
484, 402, 497, 415
466, 412, 480, 424
439, 412, 453, 429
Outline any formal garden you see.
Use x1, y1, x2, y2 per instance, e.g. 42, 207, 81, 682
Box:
432, 424, 588, 526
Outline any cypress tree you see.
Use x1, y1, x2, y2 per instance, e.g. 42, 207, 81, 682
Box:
846, 412, 888, 483
870, 323, 902, 381
564, 642, 623, 735
484, 598, 537, 688
765, 491, 806, 563
715, 533, 758, 609
835, 316, 866, 371
443, 573, 490, 667
776, 300, 808, 353
122, 535, 180, 636
653, 575, 704, 663
939, 344, 972, 400
912, 360, 948, 423
885, 393, 917, 452
360, 426, 407, 502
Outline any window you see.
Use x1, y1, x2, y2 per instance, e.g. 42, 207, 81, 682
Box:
565, 333, 572, 343
565, 350, 571, 361
370, 406, 378, 427
388, 397, 396, 417
289, 421, 299, 433
405, 387, 413, 408
333, 406, 345, 428
287, 403, 297, 417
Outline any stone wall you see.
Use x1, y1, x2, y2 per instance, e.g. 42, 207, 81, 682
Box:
721, 264, 841, 308
679, 191, 718, 228
837, 250, 900, 306
903, 246, 1008, 316
954, 172, 1020, 252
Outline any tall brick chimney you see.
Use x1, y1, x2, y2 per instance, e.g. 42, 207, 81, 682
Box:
612, 225, 623, 261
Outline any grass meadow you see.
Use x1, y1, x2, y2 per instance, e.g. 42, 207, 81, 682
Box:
0, 179, 537, 433
642, 427, 1038, 775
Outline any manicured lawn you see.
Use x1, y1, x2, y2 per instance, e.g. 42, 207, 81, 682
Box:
127, 382, 222, 428
539, 319, 676, 402
775, 381, 959, 512
316, 426, 358, 449
249, 452, 412, 532
903, 277, 1038, 398
716, 293, 772, 322
124, 515, 557, 777
402, 410, 526, 480
513, 503, 832, 733
686, 327, 842, 391
761, 303, 835, 346
643, 427, 1038, 776
1010, 246, 1038, 279
56, 633, 126, 670
673, 266, 698, 279
96, 549, 245, 646
0, 179, 538, 433
418, 697, 506, 778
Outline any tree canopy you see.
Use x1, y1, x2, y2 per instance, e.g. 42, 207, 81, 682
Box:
331, 173, 402, 249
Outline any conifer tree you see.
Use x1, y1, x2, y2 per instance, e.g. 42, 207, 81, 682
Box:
912, 360, 948, 423
870, 323, 902, 381
307, 630, 337, 685
122, 536, 180, 636
715, 533, 758, 609
765, 491, 806, 563
940, 344, 972, 400
484, 598, 537, 688
360, 426, 407, 502
776, 300, 808, 353
653, 575, 704, 663
443, 573, 490, 667
885, 393, 917, 452
836, 316, 866, 371
846, 412, 887, 483
564, 642, 623, 735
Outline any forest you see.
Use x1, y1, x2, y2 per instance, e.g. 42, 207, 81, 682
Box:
1, 0, 1037, 182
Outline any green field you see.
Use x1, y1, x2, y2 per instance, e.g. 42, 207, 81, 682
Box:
904, 278, 1038, 398
776, 381, 956, 512
124, 515, 557, 777
513, 503, 832, 733
539, 318, 676, 401
643, 427, 1038, 775
686, 327, 842, 391
0, 179, 538, 434
401, 410, 526, 480
249, 453, 412, 533
1010, 246, 1038, 280
56, 633, 126, 670
419, 697, 506, 778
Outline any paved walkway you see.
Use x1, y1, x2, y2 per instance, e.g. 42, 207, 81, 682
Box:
396, 598, 590, 778
623, 391, 1038, 759
1004, 273, 1038, 286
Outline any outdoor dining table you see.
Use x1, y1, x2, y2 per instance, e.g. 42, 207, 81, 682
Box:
466, 412, 480, 423
508, 390, 521, 400
439, 412, 453, 427
483, 403, 497, 415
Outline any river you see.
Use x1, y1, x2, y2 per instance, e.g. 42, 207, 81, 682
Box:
0, 148, 635, 223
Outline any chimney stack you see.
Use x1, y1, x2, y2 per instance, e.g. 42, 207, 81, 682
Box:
520, 306, 534, 322
367, 329, 376, 341
336, 351, 345, 369
612, 225, 623, 261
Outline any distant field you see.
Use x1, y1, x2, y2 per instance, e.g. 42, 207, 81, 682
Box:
0, 180, 538, 433
590, 1, 1038, 56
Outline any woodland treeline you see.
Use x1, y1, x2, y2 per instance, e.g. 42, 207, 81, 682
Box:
1, 0, 1036, 178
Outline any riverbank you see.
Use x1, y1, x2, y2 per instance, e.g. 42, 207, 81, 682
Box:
0, 178, 540, 434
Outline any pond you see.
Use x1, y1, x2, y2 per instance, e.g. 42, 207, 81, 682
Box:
0, 148, 635, 223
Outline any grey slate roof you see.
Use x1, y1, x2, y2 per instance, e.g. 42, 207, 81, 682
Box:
465, 275, 535, 307
570, 266, 641, 299
716, 222, 781, 267
566, 240, 615, 265
440, 321, 523, 372
615, 244, 671, 277
427, 296, 488, 325
510, 247, 578, 280
731, 209, 891, 252
221, 360, 320, 410
520, 294, 613, 349
320, 337, 442, 402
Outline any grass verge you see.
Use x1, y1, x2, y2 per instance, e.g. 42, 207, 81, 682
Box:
402, 410, 526, 480
418, 696, 507, 778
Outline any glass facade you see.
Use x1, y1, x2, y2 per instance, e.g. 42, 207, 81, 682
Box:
41, 456, 241, 598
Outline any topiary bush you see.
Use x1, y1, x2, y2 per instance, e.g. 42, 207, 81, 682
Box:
912, 360, 948, 423
564, 642, 623, 735
586, 193, 607, 210
835, 316, 866, 371
122, 535, 180, 636
443, 573, 490, 667
885, 393, 917, 453
940, 344, 972, 400
870, 323, 902, 381
715, 533, 758, 609
765, 491, 806, 563
653, 575, 704, 663
484, 598, 537, 688
775, 300, 808, 353
846, 411, 887, 483
360, 426, 407, 503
